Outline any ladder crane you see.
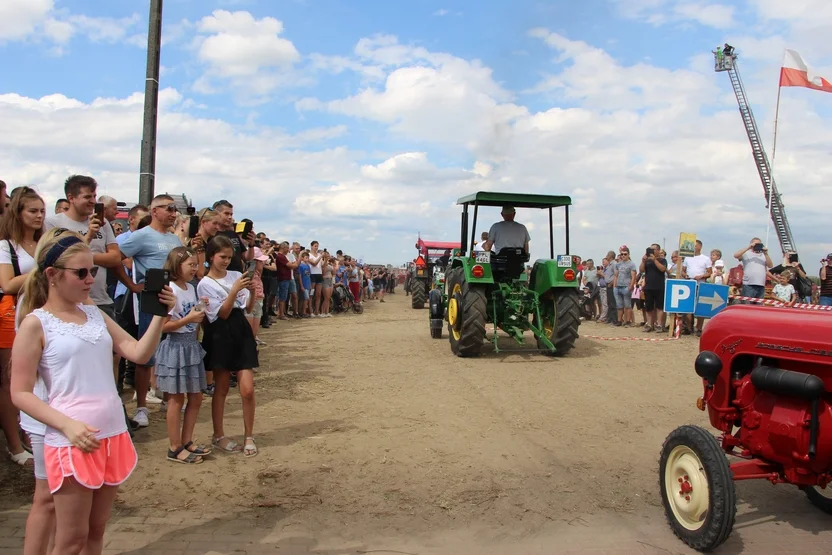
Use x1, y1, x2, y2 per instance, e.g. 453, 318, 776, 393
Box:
713, 45, 797, 254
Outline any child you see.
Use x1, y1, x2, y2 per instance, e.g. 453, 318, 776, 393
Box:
196, 236, 259, 457
299, 251, 312, 318
773, 270, 797, 304
155, 247, 209, 464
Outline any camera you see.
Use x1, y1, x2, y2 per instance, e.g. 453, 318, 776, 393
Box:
752, 243, 764, 253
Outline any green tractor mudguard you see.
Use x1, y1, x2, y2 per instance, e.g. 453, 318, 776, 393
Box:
450, 253, 495, 285
529, 256, 579, 296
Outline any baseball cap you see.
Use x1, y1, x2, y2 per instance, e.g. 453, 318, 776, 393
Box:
619, 245, 629, 253
827, 253, 832, 259
253, 247, 269, 262
501, 205, 516, 214
714, 260, 725, 268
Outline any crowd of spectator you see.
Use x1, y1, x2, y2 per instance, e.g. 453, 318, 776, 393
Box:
0, 176, 388, 554
578, 237, 831, 336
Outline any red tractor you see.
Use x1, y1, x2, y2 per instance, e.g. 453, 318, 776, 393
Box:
409, 238, 459, 310
659, 305, 832, 551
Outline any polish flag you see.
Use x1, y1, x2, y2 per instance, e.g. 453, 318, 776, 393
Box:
779, 49, 832, 93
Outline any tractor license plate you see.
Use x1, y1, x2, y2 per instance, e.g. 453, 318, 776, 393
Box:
475, 251, 491, 264
558, 255, 573, 268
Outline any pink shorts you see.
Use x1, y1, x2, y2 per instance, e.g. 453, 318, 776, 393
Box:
44, 431, 137, 494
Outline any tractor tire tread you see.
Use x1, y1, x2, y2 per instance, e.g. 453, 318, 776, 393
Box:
658, 424, 736, 552
411, 280, 427, 309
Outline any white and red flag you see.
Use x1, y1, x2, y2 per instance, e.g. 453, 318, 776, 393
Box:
779, 49, 832, 93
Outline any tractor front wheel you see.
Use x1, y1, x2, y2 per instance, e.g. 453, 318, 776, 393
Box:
535, 289, 581, 356
805, 484, 832, 514
659, 425, 736, 552
447, 270, 487, 357
411, 279, 427, 309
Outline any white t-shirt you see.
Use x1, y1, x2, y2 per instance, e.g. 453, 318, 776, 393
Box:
308, 251, 323, 275
0, 240, 36, 277
196, 271, 250, 323
487, 220, 531, 254
30, 305, 126, 447
44, 212, 117, 306
167, 282, 199, 334
684, 254, 712, 280
287, 252, 296, 281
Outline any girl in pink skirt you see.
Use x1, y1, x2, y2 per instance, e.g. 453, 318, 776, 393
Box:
10, 228, 174, 555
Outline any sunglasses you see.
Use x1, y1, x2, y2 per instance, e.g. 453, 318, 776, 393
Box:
53, 266, 99, 279
153, 203, 178, 212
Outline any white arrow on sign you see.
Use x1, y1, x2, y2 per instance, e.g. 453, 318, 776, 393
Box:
698, 290, 726, 310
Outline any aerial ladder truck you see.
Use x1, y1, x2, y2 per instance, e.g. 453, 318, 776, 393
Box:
713, 45, 797, 255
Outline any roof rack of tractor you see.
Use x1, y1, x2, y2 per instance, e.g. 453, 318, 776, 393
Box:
456, 191, 572, 208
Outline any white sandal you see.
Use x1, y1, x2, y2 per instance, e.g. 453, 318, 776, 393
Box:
7, 448, 34, 466
243, 437, 258, 458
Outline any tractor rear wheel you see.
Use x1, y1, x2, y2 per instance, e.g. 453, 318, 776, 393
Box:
659, 425, 736, 552
411, 279, 427, 309
447, 270, 487, 357
806, 484, 832, 514
535, 289, 581, 356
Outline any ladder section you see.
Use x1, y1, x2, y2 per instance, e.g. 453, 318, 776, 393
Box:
718, 52, 796, 254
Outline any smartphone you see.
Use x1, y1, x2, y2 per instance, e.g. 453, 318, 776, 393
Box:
140, 268, 171, 316
244, 260, 257, 279
235, 220, 253, 236
144, 268, 170, 292
753, 243, 764, 253
94, 202, 105, 224
646, 247, 653, 256
188, 215, 200, 238
788, 253, 798, 263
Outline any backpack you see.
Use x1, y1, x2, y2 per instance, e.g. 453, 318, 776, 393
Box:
0, 240, 22, 302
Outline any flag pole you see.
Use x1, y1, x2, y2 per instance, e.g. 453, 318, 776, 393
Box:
766, 53, 785, 250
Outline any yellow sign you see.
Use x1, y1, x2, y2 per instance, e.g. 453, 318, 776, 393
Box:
679, 233, 697, 258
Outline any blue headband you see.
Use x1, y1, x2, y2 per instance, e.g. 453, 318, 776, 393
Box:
39, 236, 83, 271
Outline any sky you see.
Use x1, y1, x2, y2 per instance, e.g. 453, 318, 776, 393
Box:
1, 0, 831, 270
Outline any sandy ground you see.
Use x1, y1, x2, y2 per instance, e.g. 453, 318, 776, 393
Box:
1, 290, 830, 553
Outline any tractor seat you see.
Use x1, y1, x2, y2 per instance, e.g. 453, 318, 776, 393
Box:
490, 247, 530, 281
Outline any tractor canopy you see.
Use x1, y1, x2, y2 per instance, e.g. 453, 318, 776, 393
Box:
456, 191, 572, 209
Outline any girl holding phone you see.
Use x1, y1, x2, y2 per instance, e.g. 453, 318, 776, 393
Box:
10, 229, 174, 555
156, 247, 210, 464
196, 235, 259, 457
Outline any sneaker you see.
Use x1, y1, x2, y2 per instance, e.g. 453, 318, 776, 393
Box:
255, 337, 266, 346
132, 390, 164, 404
133, 407, 149, 428
203, 384, 214, 397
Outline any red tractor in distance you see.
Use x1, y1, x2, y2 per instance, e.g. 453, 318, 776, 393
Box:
659, 305, 832, 551
409, 238, 460, 310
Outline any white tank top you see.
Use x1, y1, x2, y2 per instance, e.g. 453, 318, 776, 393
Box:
29, 304, 126, 447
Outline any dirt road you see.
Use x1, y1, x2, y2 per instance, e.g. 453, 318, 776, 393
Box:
1, 290, 830, 553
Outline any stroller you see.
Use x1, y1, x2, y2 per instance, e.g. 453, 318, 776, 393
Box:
331, 283, 364, 314
580, 281, 600, 321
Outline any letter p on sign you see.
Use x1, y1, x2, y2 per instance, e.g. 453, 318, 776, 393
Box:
671, 284, 691, 306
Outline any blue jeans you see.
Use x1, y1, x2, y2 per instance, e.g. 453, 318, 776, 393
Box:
819, 296, 832, 307
741, 284, 765, 302
614, 286, 632, 309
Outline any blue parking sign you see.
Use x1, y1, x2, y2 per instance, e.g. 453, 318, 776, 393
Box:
664, 279, 696, 314
695, 283, 730, 319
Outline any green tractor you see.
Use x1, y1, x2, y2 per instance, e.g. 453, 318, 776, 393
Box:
441, 191, 581, 357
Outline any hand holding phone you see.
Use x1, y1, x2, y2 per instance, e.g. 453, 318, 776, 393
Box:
140, 269, 172, 317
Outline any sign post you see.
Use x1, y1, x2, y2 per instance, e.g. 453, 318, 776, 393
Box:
669, 233, 696, 337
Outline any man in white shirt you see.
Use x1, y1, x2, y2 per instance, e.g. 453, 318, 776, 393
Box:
483, 206, 530, 254
682, 239, 713, 336
473, 231, 488, 252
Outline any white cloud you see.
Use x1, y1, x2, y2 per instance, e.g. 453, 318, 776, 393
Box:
0, 0, 52, 41
192, 10, 302, 101
0, 0, 142, 51
434, 9, 449, 16
611, 0, 736, 29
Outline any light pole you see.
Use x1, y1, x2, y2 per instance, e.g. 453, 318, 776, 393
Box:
138, 0, 163, 206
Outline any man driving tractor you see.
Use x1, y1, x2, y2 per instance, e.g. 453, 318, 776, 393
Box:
482, 205, 530, 254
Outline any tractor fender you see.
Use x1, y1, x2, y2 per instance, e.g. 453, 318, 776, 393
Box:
429, 288, 444, 328
531, 258, 579, 297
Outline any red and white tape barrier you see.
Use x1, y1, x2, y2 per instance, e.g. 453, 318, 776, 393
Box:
581, 321, 681, 342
